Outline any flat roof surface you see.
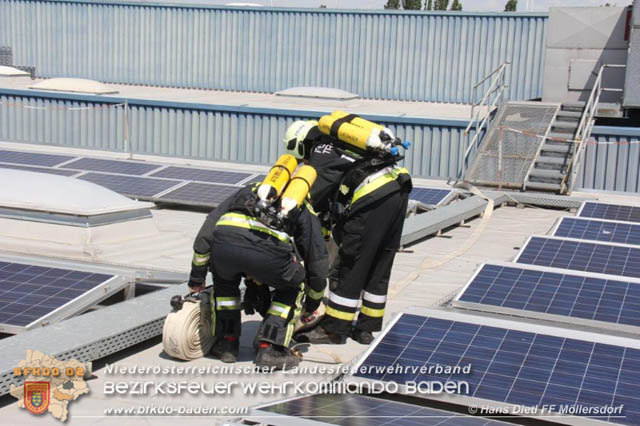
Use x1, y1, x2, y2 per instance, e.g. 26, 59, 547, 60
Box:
1, 142, 639, 425
0, 77, 480, 121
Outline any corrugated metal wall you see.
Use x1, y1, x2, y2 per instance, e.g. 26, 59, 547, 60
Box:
0, 92, 471, 179
0, 1, 548, 103
3, 92, 638, 193
576, 128, 640, 194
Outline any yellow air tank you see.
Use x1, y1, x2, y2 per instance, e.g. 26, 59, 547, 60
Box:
318, 115, 381, 152
330, 110, 384, 133
280, 165, 317, 216
257, 154, 298, 203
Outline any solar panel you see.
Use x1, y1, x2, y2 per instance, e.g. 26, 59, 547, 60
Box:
64, 158, 162, 176
0, 163, 78, 176
149, 166, 252, 185
158, 182, 240, 207
0, 260, 121, 333
409, 187, 454, 206
578, 202, 640, 224
515, 236, 640, 279
0, 150, 75, 167
553, 216, 640, 246
250, 393, 509, 426
350, 308, 640, 425
453, 262, 640, 334
78, 173, 181, 198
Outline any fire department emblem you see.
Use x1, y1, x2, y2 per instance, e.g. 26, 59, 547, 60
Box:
24, 381, 50, 414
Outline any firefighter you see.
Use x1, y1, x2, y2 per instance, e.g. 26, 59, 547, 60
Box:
284, 115, 412, 345
188, 157, 328, 369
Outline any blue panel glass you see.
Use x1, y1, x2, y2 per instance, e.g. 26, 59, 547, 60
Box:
409, 187, 453, 206
354, 313, 640, 425
64, 158, 162, 175
580, 202, 640, 224
78, 173, 180, 198
150, 166, 252, 185
555, 217, 640, 246
257, 393, 509, 425
517, 237, 640, 279
158, 182, 240, 207
459, 264, 640, 328
0, 164, 78, 176
0, 150, 75, 167
0, 262, 113, 328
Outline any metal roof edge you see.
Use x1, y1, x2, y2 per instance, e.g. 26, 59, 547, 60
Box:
8, 1, 550, 17
0, 88, 471, 127
592, 125, 640, 137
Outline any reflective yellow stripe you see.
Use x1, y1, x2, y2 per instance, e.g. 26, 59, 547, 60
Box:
216, 297, 241, 310
321, 227, 331, 238
306, 287, 325, 300
192, 252, 210, 266
325, 305, 356, 321
350, 166, 409, 207
360, 306, 385, 318
216, 212, 291, 244
267, 302, 291, 319
304, 198, 318, 216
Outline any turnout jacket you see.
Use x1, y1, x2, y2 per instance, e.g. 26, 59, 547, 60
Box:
189, 185, 328, 296
304, 129, 412, 222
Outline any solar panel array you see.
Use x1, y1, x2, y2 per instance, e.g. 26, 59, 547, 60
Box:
254, 393, 509, 426
579, 202, 640, 224
0, 260, 114, 329
455, 263, 640, 330
554, 216, 640, 246
1, 148, 456, 209
516, 236, 640, 279
409, 187, 453, 206
353, 312, 640, 425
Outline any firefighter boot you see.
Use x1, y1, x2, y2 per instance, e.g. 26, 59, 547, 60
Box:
210, 336, 239, 363
255, 342, 300, 370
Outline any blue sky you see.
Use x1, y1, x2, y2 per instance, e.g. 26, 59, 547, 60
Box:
220, 0, 631, 11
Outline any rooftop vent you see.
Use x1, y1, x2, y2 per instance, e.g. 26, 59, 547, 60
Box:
29, 78, 118, 95
275, 86, 359, 101
0, 65, 30, 77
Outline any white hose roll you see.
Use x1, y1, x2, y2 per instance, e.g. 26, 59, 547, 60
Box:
162, 298, 214, 360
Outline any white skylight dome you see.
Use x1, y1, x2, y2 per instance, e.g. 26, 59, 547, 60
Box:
275, 86, 359, 101
0, 66, 30, 77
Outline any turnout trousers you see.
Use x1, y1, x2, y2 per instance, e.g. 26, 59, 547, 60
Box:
209, 235, 305, 347
323, 190, 409, 335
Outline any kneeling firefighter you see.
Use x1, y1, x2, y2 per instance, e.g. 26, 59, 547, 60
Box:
188, 154, 328, 369
284, 111, 412, 345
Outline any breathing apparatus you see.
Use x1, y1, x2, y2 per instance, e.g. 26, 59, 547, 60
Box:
252, 154, 317, 231
317, 110, 411, 159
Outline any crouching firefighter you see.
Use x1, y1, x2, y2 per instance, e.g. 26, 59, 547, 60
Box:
188, 154, 328, 370
284, 111, 412, 345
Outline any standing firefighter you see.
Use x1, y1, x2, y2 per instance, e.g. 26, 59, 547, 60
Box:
285, 112, 412, 345
188, 155, 328, 369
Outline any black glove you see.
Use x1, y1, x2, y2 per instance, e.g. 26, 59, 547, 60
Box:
188, 278, 205, 292
243, 278, 271, 318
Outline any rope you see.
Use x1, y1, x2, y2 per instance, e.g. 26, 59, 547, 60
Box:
388, 185, 495, 300
162, 298, 214, 360
500, 125, 640, 146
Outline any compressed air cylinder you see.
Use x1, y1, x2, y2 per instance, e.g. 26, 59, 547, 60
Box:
318, 115, 383, 152
330, 110, 384, 133
280, 165, 317, 216
257, 154, 298, 203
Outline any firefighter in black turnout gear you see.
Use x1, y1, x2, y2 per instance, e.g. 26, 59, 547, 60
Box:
285, 112, 412, 345
188, 155, 328, 369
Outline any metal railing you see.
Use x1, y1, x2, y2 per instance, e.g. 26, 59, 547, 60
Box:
564, 63, 625, 194
460, 62, 510, 179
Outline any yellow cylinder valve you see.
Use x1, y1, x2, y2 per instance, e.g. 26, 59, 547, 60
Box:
257, 154, 298, 203
280, 165, 317, 216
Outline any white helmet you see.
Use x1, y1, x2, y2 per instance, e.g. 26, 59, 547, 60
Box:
284, 120, 318, 159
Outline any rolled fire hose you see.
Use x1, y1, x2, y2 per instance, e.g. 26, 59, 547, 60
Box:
162, 292, 214, 360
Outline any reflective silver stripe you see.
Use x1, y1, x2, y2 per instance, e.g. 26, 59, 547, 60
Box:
351, 166, 395, 197
362, 290, 387, 304
328, 291, 359, 308
269, 304, 290, 315
217, 299, 240, 307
